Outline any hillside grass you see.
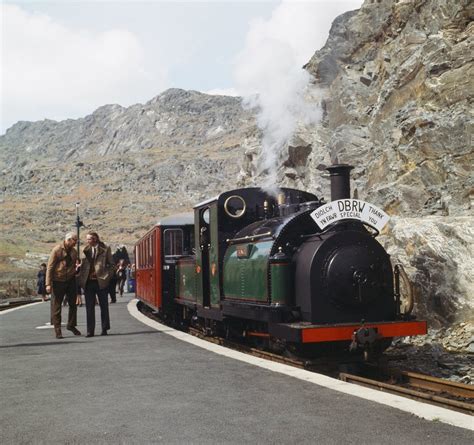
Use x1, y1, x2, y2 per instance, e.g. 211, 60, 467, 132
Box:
0, 239, 35, 279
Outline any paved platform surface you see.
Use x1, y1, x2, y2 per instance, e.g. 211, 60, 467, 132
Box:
1, 295, 472, 444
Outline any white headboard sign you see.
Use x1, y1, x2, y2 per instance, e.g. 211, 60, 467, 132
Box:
310, 199, 390, 232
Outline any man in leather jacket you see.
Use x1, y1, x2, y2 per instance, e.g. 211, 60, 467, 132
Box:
46, 232, 81, 339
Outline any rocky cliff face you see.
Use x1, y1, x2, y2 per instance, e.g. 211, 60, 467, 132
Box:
0, 89, 258, 277
241, 0, 473, 325
304, 0, 472, 216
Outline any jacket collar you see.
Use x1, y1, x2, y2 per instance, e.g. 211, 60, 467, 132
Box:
83, 244, 105, 257
61, 242, 76, 255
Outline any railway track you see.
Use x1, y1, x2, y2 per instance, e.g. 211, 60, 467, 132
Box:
143, 308, 474, 415
340, 371, 473, 415
188, 327, 312, 368
185, 326, 474, 414
0, 299, 39, 312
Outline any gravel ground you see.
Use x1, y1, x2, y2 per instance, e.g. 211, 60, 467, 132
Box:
386, 323, 474, 384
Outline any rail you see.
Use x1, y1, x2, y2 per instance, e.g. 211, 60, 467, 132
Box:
340, 372, 473, 415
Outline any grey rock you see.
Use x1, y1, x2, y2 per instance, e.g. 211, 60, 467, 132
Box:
379, 216, 473, 325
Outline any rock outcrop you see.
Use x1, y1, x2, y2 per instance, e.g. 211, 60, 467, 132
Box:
241, 0, 473, 324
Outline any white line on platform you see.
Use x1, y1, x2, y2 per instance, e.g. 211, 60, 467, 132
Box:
0, 301, 44, 315
36, 322, 65, 329
128, 299, 473, 432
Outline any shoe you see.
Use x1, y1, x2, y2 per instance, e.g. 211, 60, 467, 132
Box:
101, 330, 108, 336
110, 300, 116, 304
67, 326, 81, 336
86, 333, 94, 338
54, 327, 63, 339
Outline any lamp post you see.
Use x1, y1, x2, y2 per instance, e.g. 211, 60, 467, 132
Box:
75, 202, 84, 253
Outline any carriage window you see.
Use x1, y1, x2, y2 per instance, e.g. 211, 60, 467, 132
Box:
164, 229, 184, 256
144, 239, 148, 267
148, 234, 154, 266
144, 241, 147, 267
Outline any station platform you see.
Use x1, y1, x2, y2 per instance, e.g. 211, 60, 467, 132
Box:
1, 295, 472, 444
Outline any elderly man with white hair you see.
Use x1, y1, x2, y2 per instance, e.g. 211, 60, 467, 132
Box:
46, 232, 81, 339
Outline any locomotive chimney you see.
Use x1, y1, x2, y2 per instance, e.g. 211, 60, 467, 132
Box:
326, 164, 354, 201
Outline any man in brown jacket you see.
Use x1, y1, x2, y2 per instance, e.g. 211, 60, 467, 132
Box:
79, 231, 115, 337
46, 232, 81, 339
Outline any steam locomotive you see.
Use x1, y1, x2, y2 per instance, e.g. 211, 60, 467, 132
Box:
135, 165, 426, 356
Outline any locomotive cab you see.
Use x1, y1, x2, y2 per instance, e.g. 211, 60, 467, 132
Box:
193, 187, 320, 320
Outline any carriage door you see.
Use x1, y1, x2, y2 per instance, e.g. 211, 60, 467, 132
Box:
199, 208, 211, 308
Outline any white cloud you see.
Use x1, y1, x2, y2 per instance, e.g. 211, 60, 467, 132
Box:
1, 4, 167, 133
234, 0, 362, 189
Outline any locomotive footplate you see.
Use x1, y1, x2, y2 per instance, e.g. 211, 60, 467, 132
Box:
269, 320, 427, 343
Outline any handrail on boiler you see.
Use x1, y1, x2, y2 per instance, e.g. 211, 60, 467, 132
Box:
226, 231, 273, 244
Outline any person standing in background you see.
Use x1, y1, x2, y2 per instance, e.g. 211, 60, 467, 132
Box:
129, 263, 136, 293
75, 259, 83, 307
46, 233, 81, 339
79, 231, 115, 337
108, 267, 117, 304
116, 259, 127, 297
125, 263, 131, 292
37, 263, 47, 301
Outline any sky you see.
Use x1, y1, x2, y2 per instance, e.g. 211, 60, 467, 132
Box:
1, 0, 363, 134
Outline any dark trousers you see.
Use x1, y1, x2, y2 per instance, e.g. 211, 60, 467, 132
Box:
84, 280, 110, 335
108, 277, 117, 303
118, 278, 126, 296
51, 279, 77, 328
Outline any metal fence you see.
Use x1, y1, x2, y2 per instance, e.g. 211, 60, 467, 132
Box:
0, 280, 37, 300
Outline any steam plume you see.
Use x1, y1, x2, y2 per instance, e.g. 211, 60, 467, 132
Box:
234, 0, 360, 192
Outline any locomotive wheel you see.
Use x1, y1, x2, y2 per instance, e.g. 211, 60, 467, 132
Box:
247, 336, 270, 350
360, 338, 393, 361
284, 338, 392, 359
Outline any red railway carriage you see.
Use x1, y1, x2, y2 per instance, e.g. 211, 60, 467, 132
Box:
135, 214, 194, 312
